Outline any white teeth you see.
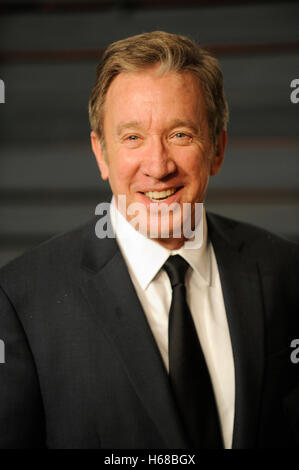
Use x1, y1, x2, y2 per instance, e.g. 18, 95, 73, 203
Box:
144, 188, 177, 200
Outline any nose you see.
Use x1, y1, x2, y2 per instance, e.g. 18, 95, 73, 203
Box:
141, 136, 176, 180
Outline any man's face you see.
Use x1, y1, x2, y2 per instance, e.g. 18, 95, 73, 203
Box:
91, 65, 226, 248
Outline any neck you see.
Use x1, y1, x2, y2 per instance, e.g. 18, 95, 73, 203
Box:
151, 236, 186, 250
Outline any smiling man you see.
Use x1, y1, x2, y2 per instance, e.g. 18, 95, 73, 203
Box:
90, 61, 226, 248
0, 31, 298, 449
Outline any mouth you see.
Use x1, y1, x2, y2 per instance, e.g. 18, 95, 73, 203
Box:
142, 187, 182, 202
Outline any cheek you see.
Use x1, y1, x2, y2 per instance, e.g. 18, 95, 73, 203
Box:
181, 149, 210, 176
110, 151, 139, 188
182, 152, 211, 195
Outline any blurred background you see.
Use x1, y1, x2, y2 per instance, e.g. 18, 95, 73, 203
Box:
0, 0, 298, 267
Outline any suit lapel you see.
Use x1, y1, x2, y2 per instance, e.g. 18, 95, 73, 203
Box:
207, 213, 266, 448
80, 221, 189, 448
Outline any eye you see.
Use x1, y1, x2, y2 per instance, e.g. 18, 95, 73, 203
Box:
122, 134, 142, 148
171, 131, 193, 145
175, 132, 187, 138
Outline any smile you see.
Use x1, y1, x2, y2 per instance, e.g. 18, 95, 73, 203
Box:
143, 188, 180, 201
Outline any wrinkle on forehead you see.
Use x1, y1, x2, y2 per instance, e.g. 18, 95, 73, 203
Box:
105, 67, 209, 141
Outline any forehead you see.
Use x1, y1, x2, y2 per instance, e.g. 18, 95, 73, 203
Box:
103, 67, 206, 126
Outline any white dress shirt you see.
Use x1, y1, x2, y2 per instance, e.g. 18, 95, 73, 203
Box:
110, 197, 235, 449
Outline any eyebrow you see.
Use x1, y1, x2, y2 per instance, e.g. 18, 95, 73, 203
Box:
167, 119, 200, 135
116, 121, 143, 137
116, 119, 200, 137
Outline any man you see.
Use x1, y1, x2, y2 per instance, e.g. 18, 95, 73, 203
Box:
0, 31, 298, 449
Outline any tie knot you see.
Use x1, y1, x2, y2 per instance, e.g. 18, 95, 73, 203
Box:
164, 255, 189, 289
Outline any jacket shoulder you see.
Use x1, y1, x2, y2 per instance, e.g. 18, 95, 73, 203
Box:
0, 217, 97, 292
207, 211, 299, 263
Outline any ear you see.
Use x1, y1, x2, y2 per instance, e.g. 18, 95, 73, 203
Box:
210, 130, 227, 176
90, 131, 109, 180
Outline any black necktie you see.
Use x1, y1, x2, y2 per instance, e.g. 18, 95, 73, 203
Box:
164, 255, 223, 449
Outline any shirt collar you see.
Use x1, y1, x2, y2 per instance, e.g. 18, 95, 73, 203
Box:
110, 196, 211, 290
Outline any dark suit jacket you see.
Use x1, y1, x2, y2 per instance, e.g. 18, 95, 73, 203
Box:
0, 212, 298, 449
